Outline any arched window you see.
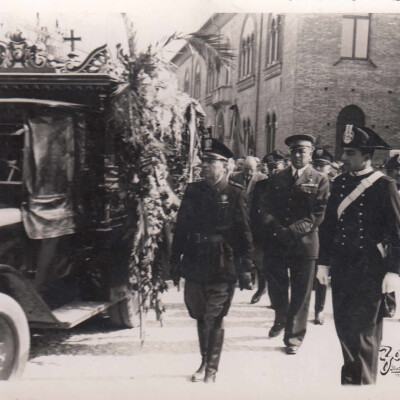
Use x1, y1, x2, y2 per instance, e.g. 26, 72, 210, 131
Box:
217, 112, 225, 141
239, 17, 255, 78
271, 113, 277, 150
184, 69, 190, 93
247, 118, 255, 155
267, 16, 282, 66
194, 62, 201, 99
336, 105, 365, 157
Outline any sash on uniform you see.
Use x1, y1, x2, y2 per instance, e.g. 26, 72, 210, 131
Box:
337, 171, 384, 219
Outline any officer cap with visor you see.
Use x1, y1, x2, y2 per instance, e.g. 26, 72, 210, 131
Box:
201, 137, 233, 161
341, 125, 392, 150
312, 148, 334, 165
262, 150, 285, 165
284, 134, 316, 150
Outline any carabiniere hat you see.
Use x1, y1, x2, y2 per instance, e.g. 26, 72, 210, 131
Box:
341, 125, 392, 150
312, 148, 334, 165
201, 137, 233, 161
285, 134, 316, 150
385, 154, 400, 170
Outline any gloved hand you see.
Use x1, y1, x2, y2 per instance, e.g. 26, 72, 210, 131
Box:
169, 256, 181, 287
239, 272, 253, 291
316, 265, 330, 286
382, 272, 400, 294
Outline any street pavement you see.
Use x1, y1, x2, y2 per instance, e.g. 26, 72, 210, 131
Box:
2, 283, 400, 400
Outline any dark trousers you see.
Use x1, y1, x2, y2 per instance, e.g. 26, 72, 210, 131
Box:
314, 279, 327, 314
184, 281, 235, 329
264, 251, 315, 347
331, 253, 384, 385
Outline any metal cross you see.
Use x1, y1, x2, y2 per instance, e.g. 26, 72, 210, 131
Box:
63, 30, 81, 52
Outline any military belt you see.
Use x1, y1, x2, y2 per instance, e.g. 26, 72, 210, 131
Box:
187, 233, 223, 244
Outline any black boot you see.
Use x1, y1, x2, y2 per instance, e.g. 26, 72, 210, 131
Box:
250, 275, 267, 304
191, 322, 208, 382
204, 329, 224, 383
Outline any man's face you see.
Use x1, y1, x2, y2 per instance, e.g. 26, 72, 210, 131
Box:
290, 146, 313, 169
388, 168, 400, 184
201, 158, 226, 183
341, 148, 369, 172
312, 161, 331, 176
243, 164, 256, 180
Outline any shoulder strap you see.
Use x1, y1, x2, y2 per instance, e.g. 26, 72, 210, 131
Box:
337, 171, 384, 219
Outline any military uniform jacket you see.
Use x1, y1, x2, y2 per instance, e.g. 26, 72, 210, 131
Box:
258, 166, 330, 258
171, 177, 254, 283
318, 171, 400, 274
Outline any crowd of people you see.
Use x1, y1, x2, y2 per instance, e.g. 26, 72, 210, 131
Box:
169, 125, 400, 385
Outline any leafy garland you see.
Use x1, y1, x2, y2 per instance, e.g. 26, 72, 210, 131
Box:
107, 48, 204, 325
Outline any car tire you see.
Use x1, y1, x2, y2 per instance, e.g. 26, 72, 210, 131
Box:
0, 293, 30, 380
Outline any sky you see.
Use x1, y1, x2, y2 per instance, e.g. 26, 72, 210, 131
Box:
2, 0, 400, 62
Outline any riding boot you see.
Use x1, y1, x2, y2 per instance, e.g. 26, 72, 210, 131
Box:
191, 322, 209, 382
204, 329, 224, 383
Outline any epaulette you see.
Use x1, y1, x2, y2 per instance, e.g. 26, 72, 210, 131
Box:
228, 180, 245, 190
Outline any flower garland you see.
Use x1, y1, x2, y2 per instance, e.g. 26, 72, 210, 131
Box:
108, 49, 204, 327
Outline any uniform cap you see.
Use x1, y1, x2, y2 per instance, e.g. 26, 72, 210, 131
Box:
385, 154, 400, 170
285, 134, 316, 150
201, 137, 233, 161
312, 148, 334, 165
341, 125, 392, 150
262, 150, 285, 164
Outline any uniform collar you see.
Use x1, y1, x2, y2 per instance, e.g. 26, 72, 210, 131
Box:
211, 175, 228, 192
349, 166, 374, 177
291, 164, 309, 178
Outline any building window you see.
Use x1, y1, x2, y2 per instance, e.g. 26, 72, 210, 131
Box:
184, 69, 190, 93
340, 14, 370, 59
239, 17, 255, 78
267, 16, 282, 66
243, 118, 255, 155
217, 112, 225, 141
265, 112, 276, 153
194, 62, 201, 99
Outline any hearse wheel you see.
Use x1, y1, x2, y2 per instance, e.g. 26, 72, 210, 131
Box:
0, 293, 30, 380
109, 288, 140, 329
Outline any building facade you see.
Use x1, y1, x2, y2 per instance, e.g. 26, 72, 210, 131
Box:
172, 13, 400, 162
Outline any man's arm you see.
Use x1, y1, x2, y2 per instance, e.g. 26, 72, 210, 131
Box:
288, 174, 330, 237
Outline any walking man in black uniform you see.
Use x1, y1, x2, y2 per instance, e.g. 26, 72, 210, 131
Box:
170, 138, 254, 383
317, 125, 400, 385
258, 134, 330, 354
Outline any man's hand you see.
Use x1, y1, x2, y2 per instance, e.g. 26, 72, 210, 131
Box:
316, 265, 330, 286
382, 272, 400, 294
239, 272, 253, 291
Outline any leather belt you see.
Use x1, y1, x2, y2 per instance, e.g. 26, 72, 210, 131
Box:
187, 233, 222, 244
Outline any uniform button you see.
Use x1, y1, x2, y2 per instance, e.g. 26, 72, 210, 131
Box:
359, 213, 363, 216
340, 194, 344, 197
360, 228, 363, 231
360, 246, 363, 249
341, 243, 344, 245
361, 194, 365, 197
360, 203, 363, 206
342, 185, 345, 188
360, 236, 364, 239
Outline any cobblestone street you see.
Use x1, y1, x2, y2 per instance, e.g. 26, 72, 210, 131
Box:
2, 284, 400, 400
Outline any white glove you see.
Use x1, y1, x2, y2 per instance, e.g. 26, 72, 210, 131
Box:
316, 265, 330, 286
382, 272, 400, 294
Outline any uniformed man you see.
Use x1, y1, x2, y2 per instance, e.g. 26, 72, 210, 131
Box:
385, 154, 400, 190
258, 135, 330, 354
170, 138, 254, 383
311, 147, 334, 325
317, 125, 400, 385
249, 151, 286, 305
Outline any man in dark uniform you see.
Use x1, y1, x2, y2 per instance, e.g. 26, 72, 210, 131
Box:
258, 135, 330, 354
317, 125, 400, 385
250, 150, 286, 305
311, 147, 334, 325
170, 138, 254, 383
385, 154, 400, 190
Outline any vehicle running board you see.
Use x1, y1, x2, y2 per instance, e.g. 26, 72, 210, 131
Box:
31, 300, 117, 329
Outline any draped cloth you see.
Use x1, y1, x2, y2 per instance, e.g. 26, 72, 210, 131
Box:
22, 110, 76, 239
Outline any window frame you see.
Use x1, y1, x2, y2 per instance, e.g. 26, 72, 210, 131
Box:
340, 14, 371, 61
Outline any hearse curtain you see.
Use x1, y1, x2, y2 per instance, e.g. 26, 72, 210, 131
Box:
22, 109, 77, 239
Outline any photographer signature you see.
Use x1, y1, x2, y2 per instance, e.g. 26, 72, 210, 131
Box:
380, 345, 400, 375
